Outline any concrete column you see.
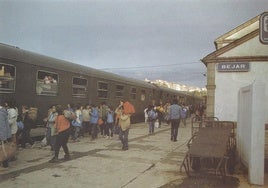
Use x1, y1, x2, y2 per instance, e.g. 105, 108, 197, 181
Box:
205, 62, 216, 117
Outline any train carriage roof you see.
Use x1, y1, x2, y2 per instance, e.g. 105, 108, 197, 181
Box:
0, 43, 195, 98
0, 43, 155, 88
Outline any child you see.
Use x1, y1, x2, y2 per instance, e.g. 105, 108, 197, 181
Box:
106, 107, 114, 139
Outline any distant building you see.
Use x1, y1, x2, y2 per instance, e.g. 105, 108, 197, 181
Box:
145, 78, 206, 93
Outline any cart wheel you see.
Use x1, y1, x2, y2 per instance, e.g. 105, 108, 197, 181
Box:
191, 157, 201, 171
227, 148, 236, 174
2, 160, 8, 168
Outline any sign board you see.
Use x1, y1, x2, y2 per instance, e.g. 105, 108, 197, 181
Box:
217, 62, 250, 72
260, 12, 268, 44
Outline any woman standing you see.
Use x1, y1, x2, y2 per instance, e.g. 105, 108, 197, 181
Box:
49, 105, 71, 163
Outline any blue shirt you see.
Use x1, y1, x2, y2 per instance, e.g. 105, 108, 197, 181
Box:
169, 104, 182, 120
90, 108, 99, 124
0, 107, 11, 141
107, 111, 114, 123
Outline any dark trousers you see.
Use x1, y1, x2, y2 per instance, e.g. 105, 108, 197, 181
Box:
105, 123, 114, 137
91, 123, 98, 139
148, 121, 155, 134
54, 128, 70, 159
170, 119, 180, 141
81, 121, 90, 136
119, 128, 129, 149
46, 127, 56, 150
21, 128, 34, 147
158, 113, 163, 127
2, 160, 8, 168
99, 124, 105, 135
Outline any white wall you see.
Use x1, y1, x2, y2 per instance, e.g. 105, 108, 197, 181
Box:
237, 82, 265, 185
214, 61, 268, 122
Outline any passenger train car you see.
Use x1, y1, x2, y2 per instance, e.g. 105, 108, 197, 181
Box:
0, 43, 202, 125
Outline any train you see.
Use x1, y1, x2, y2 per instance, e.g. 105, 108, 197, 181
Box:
0, 43, 202, 125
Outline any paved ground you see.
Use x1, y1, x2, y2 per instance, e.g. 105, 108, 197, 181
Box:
0, 121, 267, 188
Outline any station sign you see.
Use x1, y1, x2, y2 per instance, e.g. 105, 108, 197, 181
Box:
260, 12, 268, 44
217, 62, 250, 72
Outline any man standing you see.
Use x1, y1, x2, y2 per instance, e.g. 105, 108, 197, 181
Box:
169, 99, 182, 142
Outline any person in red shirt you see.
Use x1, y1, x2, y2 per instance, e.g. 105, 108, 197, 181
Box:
118, 100, 135, 150
49, 105, 71, 163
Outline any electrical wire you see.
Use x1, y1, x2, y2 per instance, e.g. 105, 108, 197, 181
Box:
100, 62, 200, 70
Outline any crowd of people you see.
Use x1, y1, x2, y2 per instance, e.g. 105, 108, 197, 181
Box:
0, 99, 135, 168
0, 98, 204, 169
42, 99, 135, 162
144, 99, 195, 140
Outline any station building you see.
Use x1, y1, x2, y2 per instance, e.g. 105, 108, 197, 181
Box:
202, 13, 268, 121
201, 13, 268, 185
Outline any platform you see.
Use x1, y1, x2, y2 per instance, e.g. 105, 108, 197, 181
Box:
0, 120, 267, 187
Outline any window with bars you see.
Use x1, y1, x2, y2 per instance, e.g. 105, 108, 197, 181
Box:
115, 84, 124, 97
72, 77, 87, 98
130, 87, 137, 99
98, 81, 109, 98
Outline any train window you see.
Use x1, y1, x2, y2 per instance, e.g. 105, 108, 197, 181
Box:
115, 85, 124, 97
36, 70, 58, 96
98, 81, 108, 98
130, 87, 136, 100
72, 77, 87, 98
0, 63, 16, 93
141, 89, 146, 101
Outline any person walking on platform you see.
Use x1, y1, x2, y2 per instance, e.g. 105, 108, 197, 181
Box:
169, 99, 182, 142
0, 101, 12, 168
180, 104, 188, 127
49, 105, 71, 163
146, 104, 158, 135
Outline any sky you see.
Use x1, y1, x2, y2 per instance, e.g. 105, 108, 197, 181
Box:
1, 0, 267, 88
